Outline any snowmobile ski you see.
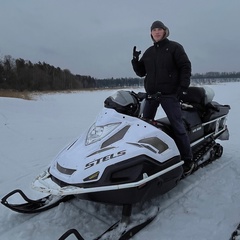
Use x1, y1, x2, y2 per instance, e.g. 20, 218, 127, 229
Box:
1, 189, 74, 214
58, 206, 159, 240
230, 223, 240, 240
58, 229, 84, 240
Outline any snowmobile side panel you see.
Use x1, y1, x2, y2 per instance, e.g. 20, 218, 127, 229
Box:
85, 164, 182, 205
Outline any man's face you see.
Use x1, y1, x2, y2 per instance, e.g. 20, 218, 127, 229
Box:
151, 28, 165, 42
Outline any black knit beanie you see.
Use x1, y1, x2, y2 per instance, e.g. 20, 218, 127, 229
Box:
150, 20, 170, 40
151, 20, 167, 31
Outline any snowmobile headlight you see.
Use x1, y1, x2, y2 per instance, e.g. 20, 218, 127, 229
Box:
85, 122, 121, 145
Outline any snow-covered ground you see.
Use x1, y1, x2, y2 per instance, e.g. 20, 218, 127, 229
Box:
0, 83, 239, 240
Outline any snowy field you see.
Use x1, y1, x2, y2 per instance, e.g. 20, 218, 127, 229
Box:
0, 83, 240, 240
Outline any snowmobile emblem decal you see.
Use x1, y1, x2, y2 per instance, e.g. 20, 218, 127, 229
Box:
85, 150, 126, 170
192, 126, 202, 133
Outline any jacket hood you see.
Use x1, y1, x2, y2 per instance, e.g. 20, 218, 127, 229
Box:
150, 20, 170, 42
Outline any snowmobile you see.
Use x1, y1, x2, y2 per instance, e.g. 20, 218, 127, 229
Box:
1, 86, 230, 240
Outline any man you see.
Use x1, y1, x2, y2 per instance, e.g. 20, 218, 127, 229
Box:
131, 20, 194, 175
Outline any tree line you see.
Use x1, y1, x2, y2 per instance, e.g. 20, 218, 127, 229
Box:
0, 55, 96, 91
0, 55, 239, 91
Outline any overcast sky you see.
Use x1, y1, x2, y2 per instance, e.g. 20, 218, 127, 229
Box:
0, 0, 239, 79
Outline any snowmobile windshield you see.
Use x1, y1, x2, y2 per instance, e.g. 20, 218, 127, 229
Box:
104, 90, 140, 117
110, 90, 136, 106
85, 122, 121, 145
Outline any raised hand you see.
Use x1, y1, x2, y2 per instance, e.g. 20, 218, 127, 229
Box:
133, 46, 141, 60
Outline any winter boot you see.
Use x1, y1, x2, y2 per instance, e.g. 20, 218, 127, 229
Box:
183, 161, 195, 175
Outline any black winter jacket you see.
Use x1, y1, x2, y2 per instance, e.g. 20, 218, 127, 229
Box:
131, 38, 191, 95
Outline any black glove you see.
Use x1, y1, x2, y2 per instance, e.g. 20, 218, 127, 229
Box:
133, 46, 141, 61
176, 87, 188, 100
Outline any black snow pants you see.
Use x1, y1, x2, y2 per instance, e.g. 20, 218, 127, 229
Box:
143, 95, 192, 162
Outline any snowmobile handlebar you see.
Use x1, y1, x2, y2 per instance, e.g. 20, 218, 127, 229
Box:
136, 92, 147, 101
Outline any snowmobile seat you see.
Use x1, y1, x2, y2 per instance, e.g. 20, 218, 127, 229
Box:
180, 86, 215, 118
180, 87, 230, 136
157, 108, 204, 143
180, 86, 215, 107
155, 117, 174, 138
148, 86, 228, 143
